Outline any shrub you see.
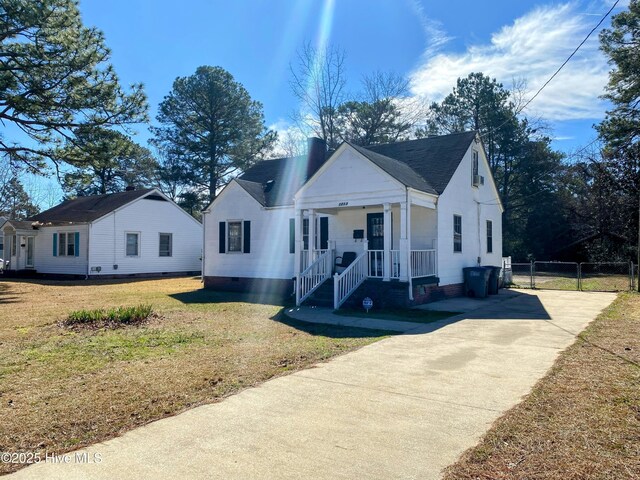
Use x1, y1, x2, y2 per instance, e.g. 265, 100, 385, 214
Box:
64, 304, 153, 327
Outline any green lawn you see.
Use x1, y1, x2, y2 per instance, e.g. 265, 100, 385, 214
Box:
0, 277, 389, 475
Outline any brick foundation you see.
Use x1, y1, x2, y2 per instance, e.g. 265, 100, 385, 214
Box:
203, 276, 294, 297
411, 282, 465, 306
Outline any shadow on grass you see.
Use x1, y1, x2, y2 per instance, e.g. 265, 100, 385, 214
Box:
0, 276, 203, 288
0, 281, 21, 304
170, 288, 293, 308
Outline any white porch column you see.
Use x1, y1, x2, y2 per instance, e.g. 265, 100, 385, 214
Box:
399, 201, 409, 282
383, 203, 391, 281
307, 209, 316, 266
294, 208, 303, 275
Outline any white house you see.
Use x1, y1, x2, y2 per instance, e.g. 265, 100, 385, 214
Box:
202, 132, 503, 308
0, 215, 6, 267
1, 188, 202, 278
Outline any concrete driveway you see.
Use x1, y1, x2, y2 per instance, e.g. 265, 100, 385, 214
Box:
9, 289, 616, 480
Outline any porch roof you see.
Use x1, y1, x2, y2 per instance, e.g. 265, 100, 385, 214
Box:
2, 220, 35, 231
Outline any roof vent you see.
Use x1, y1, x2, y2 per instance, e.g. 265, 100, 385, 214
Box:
263, 180, 275, 192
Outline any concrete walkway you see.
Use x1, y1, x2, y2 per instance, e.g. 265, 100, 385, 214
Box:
10, 290, 616, 480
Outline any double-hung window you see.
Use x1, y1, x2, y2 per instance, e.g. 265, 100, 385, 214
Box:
453, 215, 462, 253
126, 232, 140, 257
57, 232, 77, 256
227, 221, 242, 253
486, 220, 493, 253
159, 233, 172, 257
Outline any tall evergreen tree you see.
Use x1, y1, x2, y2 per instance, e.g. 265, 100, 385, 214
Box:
597, 0, 640, 271
58, 126, 158, 196
0, 177, 39, 219
151, 66, 276, 201
0, 0, 147, 171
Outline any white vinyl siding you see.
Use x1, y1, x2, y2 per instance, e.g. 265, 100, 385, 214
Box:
89, 197, 202, 275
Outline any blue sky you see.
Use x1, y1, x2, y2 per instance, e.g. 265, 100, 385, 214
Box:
24, 0, 630, 206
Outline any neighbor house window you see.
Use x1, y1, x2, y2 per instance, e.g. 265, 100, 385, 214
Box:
126, 233, 140, 257
159, 233, 172, 257
453, 215, 462, 253
227, 221, 242, 252
486, 220, 493, 253
57, 232, 78, 256
12, 235, 17, 255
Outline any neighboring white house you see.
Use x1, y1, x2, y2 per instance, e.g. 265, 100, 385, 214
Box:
1, 188, 202, 278
202, 132, 503, 307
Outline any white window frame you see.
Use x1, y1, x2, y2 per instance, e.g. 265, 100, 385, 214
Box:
57, 232, 77, 257
453, 214, 462, 253
472, 150, 479, 179
486, 220, 493, 254
227, 221, 243, 253
159, 232, 173, 257
125, 232, 141, 257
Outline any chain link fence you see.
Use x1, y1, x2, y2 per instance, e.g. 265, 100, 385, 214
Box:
503, 260, 636, 292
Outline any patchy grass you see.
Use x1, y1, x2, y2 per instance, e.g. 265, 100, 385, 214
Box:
443, 292, 640, 480
0, 277, 388, 475
334, 307, 457, 324
63, 304, 154, 328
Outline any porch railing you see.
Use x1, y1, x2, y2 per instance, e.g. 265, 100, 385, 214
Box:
411, 249, 437, 278
334, 251, 368, 309
300, 249, 328, 271
367, 250, 402, 279
390, 250, 400, 278
296, 249, 333, 306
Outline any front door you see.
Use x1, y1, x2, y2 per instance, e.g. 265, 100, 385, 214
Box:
367, 213, 384, 250
26, 236, 34, 268
367, 213, 384, 276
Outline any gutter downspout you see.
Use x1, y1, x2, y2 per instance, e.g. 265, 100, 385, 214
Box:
86, 223, 91, 280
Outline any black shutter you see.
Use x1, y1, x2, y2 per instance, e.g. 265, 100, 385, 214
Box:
243, 221, 251, 253
289, 218, 295, 254
219, 222, 226, 253
320, 217, 328, 250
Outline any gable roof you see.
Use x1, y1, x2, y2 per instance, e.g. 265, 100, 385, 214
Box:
348, 143, 438, 195
236, 154, 325, 207
362, 131, 477, 194
28, 188, 155, 224
1, 219, 35, 230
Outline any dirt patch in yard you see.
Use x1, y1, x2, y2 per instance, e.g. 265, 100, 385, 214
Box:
442, 292, 640, 480
0, 277, 389, 475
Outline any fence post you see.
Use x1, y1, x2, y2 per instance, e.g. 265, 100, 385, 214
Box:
578, 263, 582, 291
530, 261, 534, 289
631, 261, 635, 292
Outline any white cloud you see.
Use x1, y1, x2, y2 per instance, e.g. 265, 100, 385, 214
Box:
409, 2, 613, 121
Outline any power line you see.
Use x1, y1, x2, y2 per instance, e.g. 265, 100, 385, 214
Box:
479, 0, 620, 140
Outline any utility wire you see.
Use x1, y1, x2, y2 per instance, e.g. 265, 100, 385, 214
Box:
478, 0, 620, 141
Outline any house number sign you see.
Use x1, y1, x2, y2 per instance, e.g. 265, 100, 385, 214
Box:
338, 201, 349, 207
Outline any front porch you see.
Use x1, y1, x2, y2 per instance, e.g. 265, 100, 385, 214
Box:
294, 194, 439, 309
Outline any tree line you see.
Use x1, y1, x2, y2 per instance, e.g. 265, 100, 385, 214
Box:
1, 0, 638, 263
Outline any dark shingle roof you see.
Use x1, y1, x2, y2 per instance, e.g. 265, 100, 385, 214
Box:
234, 131, 476, 206
28, 189, 155, 224
348, 143, 438, 195
364, 131, 477, 194
1, 219, 35, 230
236, 155, 319, 207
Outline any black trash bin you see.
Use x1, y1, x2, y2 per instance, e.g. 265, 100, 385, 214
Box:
485, 266, 502, 295
463, 267, 491, 298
